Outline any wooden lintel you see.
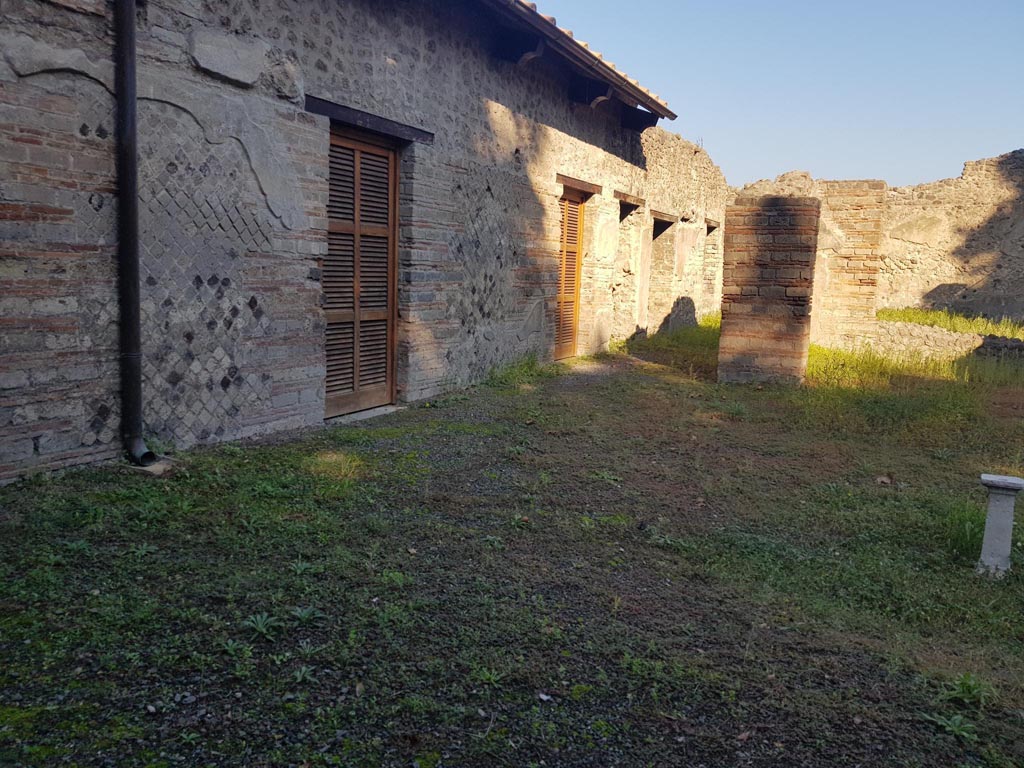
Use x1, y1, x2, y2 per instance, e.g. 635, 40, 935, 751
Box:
621, 105, 660, 132
556, 173, 602, 197
651, 209, 679, 224
614, 190, 645, 208
705, 217, 721, 233
305, 95, 434, 145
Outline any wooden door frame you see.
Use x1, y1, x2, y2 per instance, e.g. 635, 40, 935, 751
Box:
324, 125, 400, 416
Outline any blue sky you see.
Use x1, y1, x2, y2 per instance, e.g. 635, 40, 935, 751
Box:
537, 0, 1024, 186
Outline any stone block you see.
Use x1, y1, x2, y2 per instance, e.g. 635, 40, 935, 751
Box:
189, 29, 269, 87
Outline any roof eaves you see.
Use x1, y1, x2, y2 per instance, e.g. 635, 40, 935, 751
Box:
480, 0, 676, 121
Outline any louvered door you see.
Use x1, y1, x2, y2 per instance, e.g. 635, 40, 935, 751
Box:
555, 194, 584, 360
324, 129, 397, 417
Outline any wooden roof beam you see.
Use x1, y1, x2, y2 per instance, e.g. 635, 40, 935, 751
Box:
494, 29, 545, 67
621, 105, 659, 132
556, 173, 602, 198
570, 75, 613, 109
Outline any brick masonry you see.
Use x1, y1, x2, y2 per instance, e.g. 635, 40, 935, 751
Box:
0, 0, 728, 481
811, 181, 886, 348
718, 197, 819, 383
736, 151, 1024, 357
734, 173, 885, 351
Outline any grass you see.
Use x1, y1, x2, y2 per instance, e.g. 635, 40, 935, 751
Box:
807, 343, 1024, 388
619, 312, 722, 376
878, 307, 1024, 341
3, 329, 1024, 766
484, 353, 564, 389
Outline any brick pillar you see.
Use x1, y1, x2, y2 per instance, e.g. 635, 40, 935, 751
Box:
718, 197, 820, 383
810, 181, 885, 348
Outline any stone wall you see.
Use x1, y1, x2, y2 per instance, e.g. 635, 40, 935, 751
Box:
739, 149, 1024, 351
868, 321, 1024, 361
735, 173, 884, 350
718, 197, 819, 383
880, 150, 1024, 319
0, 0, 728, 480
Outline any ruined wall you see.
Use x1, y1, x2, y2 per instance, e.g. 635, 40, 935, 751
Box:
0, 0, 728, 480
880, 150, 1024, 319
868, 321, 1024, 361
738, 150, 1024, 350
735, 174, 884, 350
636, 133, 727, 333
718, 197, 819, 383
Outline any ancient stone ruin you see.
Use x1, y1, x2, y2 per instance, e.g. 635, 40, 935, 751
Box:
718, 150, 1024, 382
0, 0, 1021, 477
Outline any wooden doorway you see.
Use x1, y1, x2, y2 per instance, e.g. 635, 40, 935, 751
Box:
555, 192, 585, 360
323, 127, 398, 418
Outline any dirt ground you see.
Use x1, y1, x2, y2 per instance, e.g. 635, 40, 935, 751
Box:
2, 354, 1022, 767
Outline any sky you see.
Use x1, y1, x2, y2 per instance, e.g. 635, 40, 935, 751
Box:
537, 0, 1024, 187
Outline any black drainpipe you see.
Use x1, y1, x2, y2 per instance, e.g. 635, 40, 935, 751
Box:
115, 0, 156, 466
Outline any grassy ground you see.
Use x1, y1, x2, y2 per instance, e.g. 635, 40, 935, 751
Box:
3, 339, 1024, 767
877, 307, 1024, 341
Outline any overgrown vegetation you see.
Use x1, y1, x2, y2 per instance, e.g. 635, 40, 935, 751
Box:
619, 312, 722, 377
878, 306, 1024, 341
484, 353, 564, 390
3, 330, 1024, 766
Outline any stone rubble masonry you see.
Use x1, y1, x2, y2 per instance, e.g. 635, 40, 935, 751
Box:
738, 149, 1024, 348
868, 321, 1024, 361
881, 150, 1024, 320
0, 0, 728, 481
718, 197, 819, 384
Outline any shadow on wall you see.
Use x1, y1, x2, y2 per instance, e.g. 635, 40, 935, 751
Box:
655, 296, 697, 335
924, 150, 1024, 319
625, 296, 697, 341
447, 29, 652, 383
395, 0, 654, 395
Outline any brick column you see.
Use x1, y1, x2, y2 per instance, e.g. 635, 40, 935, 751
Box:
718, 197, 820, 383
810, 181, 885, 348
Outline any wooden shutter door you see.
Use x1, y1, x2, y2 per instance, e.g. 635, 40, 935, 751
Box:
555, 194, 584, 360
324, 129, 397, 417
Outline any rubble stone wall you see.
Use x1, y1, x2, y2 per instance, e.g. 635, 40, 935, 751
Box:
880, 150, 1024, 319
0, 0, 728, 480
868, 321, 1024, 361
